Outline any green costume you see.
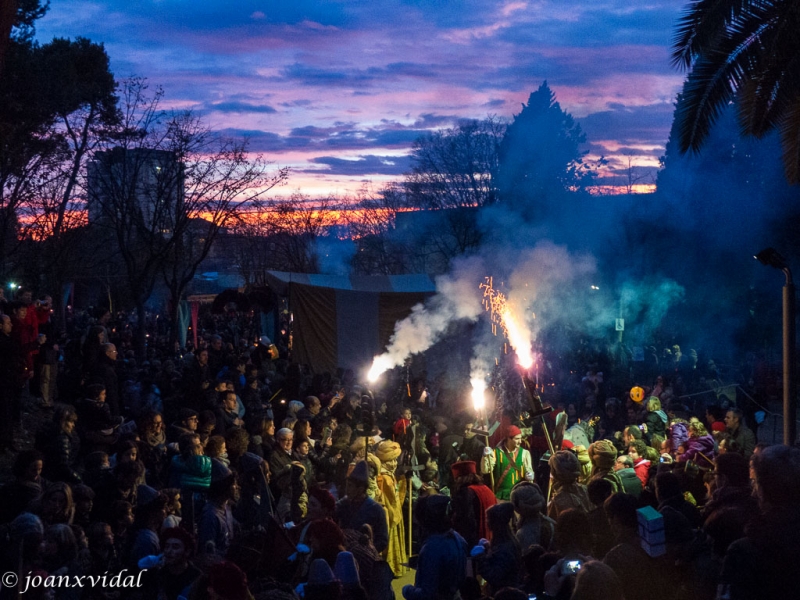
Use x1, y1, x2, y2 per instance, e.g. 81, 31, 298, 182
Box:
492, 446, 525, 500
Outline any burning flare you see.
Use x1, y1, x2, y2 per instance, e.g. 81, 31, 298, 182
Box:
367, 355, 393, 382
501, 306, 534, 369
471, 378, 487, 412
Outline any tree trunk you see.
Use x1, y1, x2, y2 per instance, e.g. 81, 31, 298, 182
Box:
136, 301, 147, 360
168, 286, 182, 349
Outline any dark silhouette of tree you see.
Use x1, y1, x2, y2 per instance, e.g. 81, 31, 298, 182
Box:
497, 82, 593, 216
89, 79, 287, 355
347, 184, 413, 275
405, 117, 503, 210
672, 0, 800, 183
0, 0, 116, 286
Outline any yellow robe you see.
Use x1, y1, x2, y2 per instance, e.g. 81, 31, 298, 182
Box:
376, 470, 409, 576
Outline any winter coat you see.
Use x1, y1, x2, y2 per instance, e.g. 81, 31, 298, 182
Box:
39, 427, 82, 484
645, 410, 668, 440
616, 467, 642, 497
632, 460, 651, 486
678, 434, 715, 465
477, 540, 521, 593
547, 482, 592, 519
515, 513, 555, 552
669, 422, 689, 452
168, 454, 212, 491
590, 468, 624, 494
91, 356, 121, 416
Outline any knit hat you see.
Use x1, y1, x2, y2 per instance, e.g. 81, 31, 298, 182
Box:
347, 461, 369, 485
375, 440, 401, 462
307, 558, 336, 585
711, 422, 726, 433
72, 484, 95, 502
487, 501, 516, 529
507, 425, 522, 438
211, 461, 233, 483
137, 484, 160, 507
334, 551, 360, 585
10, 513, 43, 540
588, 440, 618, 471
208, 561, 249, 600
239, 452, 263, 473
549, 450, 581, 484
418, 494, 452, 533
510, 481, 545, 517
450, 460, 477, 479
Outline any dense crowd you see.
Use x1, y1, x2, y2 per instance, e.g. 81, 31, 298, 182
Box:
0, 286, 798, 600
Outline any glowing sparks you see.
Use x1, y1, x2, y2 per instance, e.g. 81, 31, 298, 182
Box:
367, 355, 393, 382
471, 377, 487, 411
481, 276, 534, 369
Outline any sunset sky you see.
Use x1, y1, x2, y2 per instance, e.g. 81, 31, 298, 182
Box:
36, 1, 689, 197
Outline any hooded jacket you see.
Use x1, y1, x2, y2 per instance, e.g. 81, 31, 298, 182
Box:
678, 434, 715, 465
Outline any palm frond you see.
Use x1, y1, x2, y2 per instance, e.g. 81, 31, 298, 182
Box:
672, 0, 765, 70
778, 93, 800, 183
675, 25, 767, 152
738, 3, 800, 136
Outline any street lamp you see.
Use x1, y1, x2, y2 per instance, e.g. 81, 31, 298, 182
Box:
755, 248, 796, 445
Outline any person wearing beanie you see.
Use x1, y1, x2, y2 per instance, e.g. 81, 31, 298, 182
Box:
333, 550, 359, 583
450, 460, 497, 548
198, 464, 240, 557
588, 440, 623, 493
335, 461, 389, 554
234, 452, 277, 530
481, 425, 534, 501
473, 502, 522, 594
304, 558, 342, 600
509, 481, 555, 551
334, 551, 367, 600
403, 495, 467, 600
373, 440, 408, 576
547, 450, 591, 519
129, 486, 168, 567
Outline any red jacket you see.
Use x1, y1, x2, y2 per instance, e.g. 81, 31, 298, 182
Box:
633, 459, 651, 486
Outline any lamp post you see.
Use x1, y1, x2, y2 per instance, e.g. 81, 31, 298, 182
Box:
755, 248, 796, 445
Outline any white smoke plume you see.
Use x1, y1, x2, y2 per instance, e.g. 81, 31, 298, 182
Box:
368, 256, 486, 380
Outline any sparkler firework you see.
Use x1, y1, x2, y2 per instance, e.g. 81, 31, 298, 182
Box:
480, 277, 534, 369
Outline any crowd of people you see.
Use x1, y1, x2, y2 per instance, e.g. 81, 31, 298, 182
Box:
0, 285, 798, 600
